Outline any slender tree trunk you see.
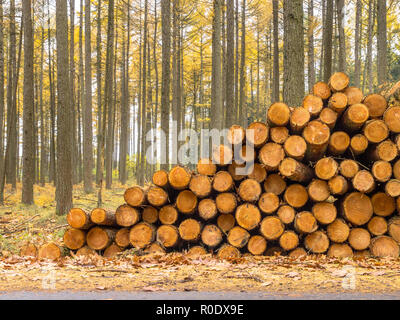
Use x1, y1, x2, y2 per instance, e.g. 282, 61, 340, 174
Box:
376, 0, 387, 84
323, 0, 333, 82
272, 0, 280, 101
77, 0, 84, 183
225, 0, 234, 127
0, 1, 5, 193
366, 0, 375, 93
307, 0, 315, 90
39, 2, 46, 186
239, 0, 246, 127
354, 0, 362, 87
336, 0, 346, 72
96, 0, 102, 185
70, 0, 78, 184
234, 0, 239, 122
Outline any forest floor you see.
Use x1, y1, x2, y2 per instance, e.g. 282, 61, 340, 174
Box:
1, 183, 400, 297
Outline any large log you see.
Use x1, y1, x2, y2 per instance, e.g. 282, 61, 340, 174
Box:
152, 170, 169, 188
312, 81, 331, 100
368, 216, 388, 236
327, 219, 350, 243
294, 211, 318, 234
284, 184, 308, 208
247, 235, 267, 255
238, 178, 262, 202
147, 186, 169, 207
130, 222, 155, 249
302, 120, 330, 161
227, 226, 251, 248
201, 224, 223, 248
246, 122, 269, 147
363, 93, 387, 118
302, 94, 323, 117
270, 127, 289, 144
264, 173, 287, 195
328, 92, 348, 114
328, 72, 349, 92
342, 103, 369, 132
304, 231, 330, 253
383, 106, 400, 133
189, 174, 212, 198
142, 206, 159, 224
352, 170, 375, 193
260, 216, 284, 240
215, 193, 237, 214
115, 204, 140, 227
212, 171, 234, 192
168, 166, 192, 190
267, 102, 290, 127
372, 161, 392, 182
38, 243, 62, 261
63, 228, 86, 250
290, 107, 310, 134
277, 205, 296, 224
348, 228, 371, 250
124, 186, 146, 207
258, 142, 285, 171
176, 190, 198, 214
279, 231, 299, 251
90, 208, 117, 226
315, 157, 338, 180
370, 236, 399, 258
342, 192, 373, 226
328, 131, 350, 155
197, 158, 217, 176
198, 198, 218, 220
312, 202, 337, 225
371, 192, 395, 217
178, 219, 202, 242
235, 203, 261, 230
258, 192, 280, 214
368, 139, 398, 162
159, 205, 179, 225
217, 214, 236, 233
283, 135, 307, 160
156, 225, 179, 248
307, 179, 330, 202
67, 208, 93, 229
363, 120, 389, 144
87, 227, 117, 250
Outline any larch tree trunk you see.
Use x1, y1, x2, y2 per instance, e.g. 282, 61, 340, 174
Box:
376, 0, 387, 85
0, 0, 4, 198
70, 0, 78, 184
272, 0, 279, 102
95, 0, 102, 185
239, 0, 246, 127
354, 0, 361, 87
225, 0, 234, 127
307, 0, 315, 91
323, 0, 333, 82
336, 0, 346, 72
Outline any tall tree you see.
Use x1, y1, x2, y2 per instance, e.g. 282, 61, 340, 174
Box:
225, 0, 234, 127
239, 0, 246, 126
307, 0, 315, 90
95, 0, 102, 185
0, 0, 4, 189
323, 0, 333, 82
376, 0, 387, 84
354, 0, 362, 87
272, 0, 279, 101
336, 0, 346, 72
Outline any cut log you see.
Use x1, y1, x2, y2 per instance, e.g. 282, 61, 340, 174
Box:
328, 92, 348, 113
189, 174, 212, 198
279, 231, 299, 251
315, 157, 338, 180
130, 222, 156, 249
90, 208, 117, 226
388, 217, 400, 242
328, 244, 353, 258
342, 103, 369, 132
227, 226, 251, 248
147, 186, 169, 207
344, 86, 363, 105
350, 134, 368, 155
201, 224, 223, 248
247, 163, 267, 182
307, 179, 330, 202
264, 173, 286, 195
289, 247, 307, 258
246, 122, 269, 147
294, 211, 318, 233
103, 243, 123, 258
227, 124, 246, 145
178, 219, 202, 242
258, 192, 280, 214
20, 243, 37, 258
238, 145, 257, 164
348, 228, 371, 250
38, 243, 61, 261
328, 131, 350, 155
215, 192, 237, 214
371, 192, 395, 217
368, 140, 398, 162
267, 102, 290, 126
76, 246, 98, 257
328, 72, 349, 92
342, 192, 373, 226
328, 175, 349, 195
152, 170, 169, 188
168, 166, 192, 190
198, 198, 218, 220
352, 170, 375, 193
279, 158, 313, 183
238, 178, 262, 202
290, 107, 310, 134
258, 142, 285, 171
124, 186, 146, 207
367, 216, 388, 236
260, 216, 284, 240
283, 135, 307, 160
87, 227, 116, 250
156, 225, 179, 248
270, 126, 289, 144
186, 246, 208, 257
235, 203, 261, 230
339, 159, 359, 179
67, 208, 93, 229
212, 171, 234, 192
370, 236, 400, 258
159, 205, 179, 225
302, 94, 323, 117
142, 206, 159, 224
115, 228, 131, 248
212, 144, 233, 166
363, 93, 387, 118
312, 202, 337, 225
197, 158, 217, 176
284, 184, 308, 208
176, 190, 198, 214
302, 120, 330, 161
363, 120, 389, 144
115, 204, 140, 227
63, 228, 86, 250
372, 161, 392, 183
247, 235, 267, 255
327, 219, 350, 243
312, 81, 331, 100
384, 106, 400, 133
145, 242, 166, 254
217, 214, 236, 233
393, 159, 400, 179
385, 179, 400, 197
217, 244, 241, 259
228, 161, 246, 181
319, 107, 338, 129
304, 231, 330, 253
277, 205, 296, 224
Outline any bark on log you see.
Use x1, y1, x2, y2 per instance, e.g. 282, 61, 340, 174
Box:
279, 158, 314, 183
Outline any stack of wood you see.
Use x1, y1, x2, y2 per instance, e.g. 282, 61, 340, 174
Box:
62, 72, 400, 260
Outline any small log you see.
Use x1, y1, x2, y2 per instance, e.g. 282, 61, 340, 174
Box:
383, 106, 400, 133
302, 120, 330, 161
328, 72, 349, 92
339, 159, 359, 179
217, 214, 236, 233
227, 226, 251, 248
312, 202, 337, 225
168, 166, 192, 190
198, 198, 218, 220
270, 126, 289, 144
388, 217, 400, 243
352, 170, 375, 193
319, 107, 338, 129
20, 243, 37, 258
258, 192, 280, 214
147, 186, 169, 207
238, 178, 262, 202
370, 236, 399, 258
348, 228, 371, 250
186, 245, 208, 257
363, 93, 387, 118
152, 170, 169, 188
156, 225, 179, 248
367, 216, 388, 236
159, 205, 178, 225
328, 175, 349, 195
342, 192, 373, 226
115, 204, 140, 227
115, 228, 131, 248
235, 203, 261, 230
302, 94, 323, 117
385, 179, 400, 197
328, 131, 350, 155
328, 92, 348, 113
227, 124, 245, 145
247, 235, 267, 255
393, 159, 400, 179
201, 224, 223, 248
189, 174, 212, 198
328, 244, 353, 258
145, 242, 166, 254
87, 227, 117, 250
363, 120, 389, 144
67, 208, 93, 229
342, 103, 369, 132
212, 170, 234, 192
212, 144, 233, 166
63, 228, 86, 250
368, 140, 398, 162
307, 179, 330, 202
124, 186, 146, 207
315, 157, 338, 180
38, 243, 61, 261
277, 205, 296, 224
267, 102, 290, 126
290, 107, 310, 134
327, 219, 350, 243
312, 81, 331, 100
344, 86, 363, 105
142, 206, 159, 224
217, 244, 241, 259
294, 211, 318, 234
371, 192, 395, 217
130, 223, 156, 249
350, 134, 369, 155
372, 161, 392, 183
264, 173, 286, 195
246, 122, 269, 147
176, 190, 198, 214
215, 192, 237, 214
258, 142, 285, 171
283, 135, 307, 160
247, 163, 267, 183
103, 243, 123, 258
304, 231, 330, 253
289, 247, 307, 259
260, 216, 284, 240
279, 231, 299, 251
228, 161, 246, 181
284, 184, 308, 208
197, 158, 217, 176
90, 208, 117, 226
279, 158, 313, 183
178, 219, 202, 242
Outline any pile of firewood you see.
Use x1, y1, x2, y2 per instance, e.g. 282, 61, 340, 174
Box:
60, 72, 400, 260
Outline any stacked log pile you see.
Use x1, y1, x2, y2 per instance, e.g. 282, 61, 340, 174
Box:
62, 72, 400, 260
